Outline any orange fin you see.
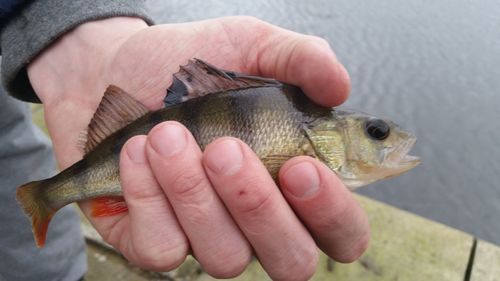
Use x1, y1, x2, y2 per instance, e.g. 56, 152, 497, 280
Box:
90, 196, 128, 217
16, 180, 55, 248
79, 85, 150, 154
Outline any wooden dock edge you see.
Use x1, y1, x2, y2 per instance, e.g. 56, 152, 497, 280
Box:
81, 194, 500, 281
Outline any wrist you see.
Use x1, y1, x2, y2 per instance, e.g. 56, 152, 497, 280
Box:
27, 17, 148, 106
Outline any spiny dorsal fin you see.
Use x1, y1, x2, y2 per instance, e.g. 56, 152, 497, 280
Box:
164, 58, 282, 106
81, 85, 150, 154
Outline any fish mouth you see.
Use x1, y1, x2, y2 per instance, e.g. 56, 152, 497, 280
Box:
336, 135, 421, 190
384, 137, 421, 174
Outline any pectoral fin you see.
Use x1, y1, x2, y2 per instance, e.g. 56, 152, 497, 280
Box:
303, 123, 346, 172
261, 154, 296, 181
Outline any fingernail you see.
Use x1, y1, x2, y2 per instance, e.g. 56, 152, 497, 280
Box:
126, 137, 147, 164
283, 161, 320, 198
205, 139, 243, 176
150, 122, 187, 157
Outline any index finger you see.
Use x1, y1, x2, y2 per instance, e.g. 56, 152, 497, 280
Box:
203, 138, 318, 281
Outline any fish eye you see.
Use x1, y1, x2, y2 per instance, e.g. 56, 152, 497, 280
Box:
365, 119, 390, 140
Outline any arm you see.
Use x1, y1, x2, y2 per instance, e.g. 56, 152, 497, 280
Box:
0, 0, 154, 103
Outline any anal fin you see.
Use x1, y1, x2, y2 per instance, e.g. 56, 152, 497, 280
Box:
90, 196, 128, 217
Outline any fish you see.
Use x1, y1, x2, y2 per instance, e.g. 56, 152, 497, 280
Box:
16, 59, 420, 248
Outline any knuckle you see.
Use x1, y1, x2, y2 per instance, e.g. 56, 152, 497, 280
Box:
272, 247, 318, 281
183, 200, 213, 226
124, 177, 162, 201
336, 230, 370, 263
311, 36, 331, 48
232, 179, 274, 215
231, 15, 264, 26
129, 243, 188, 272
168, 171, 208, 200
203, 251, 250, 278
317, 204, 370, 262
219, 16, 271, 38
314, 200, 351, 231
298, 34, 331, 49
195, 232, 252, 278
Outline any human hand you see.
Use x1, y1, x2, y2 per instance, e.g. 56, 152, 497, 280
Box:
27, 16, 369, 280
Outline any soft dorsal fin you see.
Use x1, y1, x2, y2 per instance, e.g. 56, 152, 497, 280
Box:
81, 85, 150, 154
165, 58, 282, 106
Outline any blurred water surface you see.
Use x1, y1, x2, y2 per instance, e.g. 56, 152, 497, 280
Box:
146, 0, 500, 244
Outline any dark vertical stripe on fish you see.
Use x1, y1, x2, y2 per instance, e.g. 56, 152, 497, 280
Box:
180, 96, 203, 142
228, 88, 259, 145
110, 129, 127, 155
283, 84, 309, 113
71, 158, 91, 197
283, 84, 332, 123
148, 111, 164, 126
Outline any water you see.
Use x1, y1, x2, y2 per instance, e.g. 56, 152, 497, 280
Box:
146, 0, 500, 244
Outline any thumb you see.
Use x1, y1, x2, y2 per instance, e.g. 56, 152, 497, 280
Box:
225, 17, 351, 106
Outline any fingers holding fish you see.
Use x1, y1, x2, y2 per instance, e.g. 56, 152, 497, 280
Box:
145, 122, 252, 278
279, 156, 370, 263
119, 135, 189, 271
203, 137, 318, 281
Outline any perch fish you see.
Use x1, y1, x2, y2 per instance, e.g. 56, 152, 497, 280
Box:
16, 59, 420, 247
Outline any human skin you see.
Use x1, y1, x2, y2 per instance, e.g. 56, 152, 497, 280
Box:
27, 16, 370, 280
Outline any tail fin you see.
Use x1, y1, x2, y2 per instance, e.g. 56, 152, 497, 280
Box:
16, 180, 55, 248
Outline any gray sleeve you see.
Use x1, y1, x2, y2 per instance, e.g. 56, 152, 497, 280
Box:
0, 0, 155, 103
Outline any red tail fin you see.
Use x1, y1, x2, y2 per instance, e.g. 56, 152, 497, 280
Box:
16, 180, 55, 248
90, 196, 128, 217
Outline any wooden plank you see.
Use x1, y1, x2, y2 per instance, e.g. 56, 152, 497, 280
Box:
470, 240, 500, 281
194, 195, 474, 281
312, 195, 473, 280
81, 195, 478, 280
